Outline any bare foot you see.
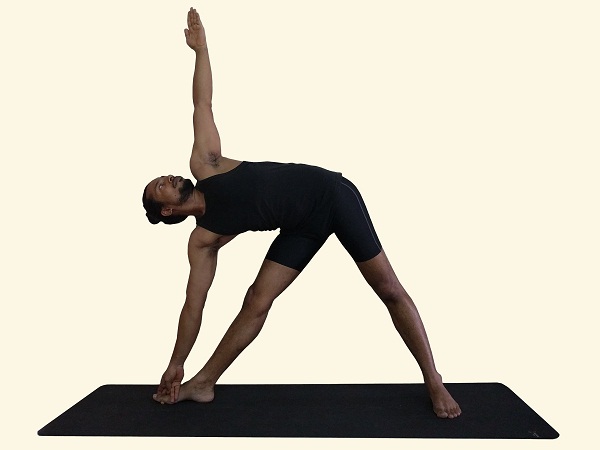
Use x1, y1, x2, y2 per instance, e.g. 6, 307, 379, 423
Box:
153, 379, 215, 404
428, 384, 462, 419
178, 379, 215, 403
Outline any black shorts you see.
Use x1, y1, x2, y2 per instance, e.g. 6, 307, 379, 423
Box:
265, 177, 382, 271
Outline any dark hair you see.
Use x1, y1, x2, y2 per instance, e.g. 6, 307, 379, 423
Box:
142, 184, 188, 225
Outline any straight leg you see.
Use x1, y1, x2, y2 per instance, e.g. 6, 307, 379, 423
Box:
162, 259, 300, 403
357, 251, 462, 419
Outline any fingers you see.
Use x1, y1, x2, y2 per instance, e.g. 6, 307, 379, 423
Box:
188, 7, 199, 25
171, 383, 180, 403
187, 7, 200, 27
157, 379, 171, 398
152, 385, 179, 404
154, 381, 172, 405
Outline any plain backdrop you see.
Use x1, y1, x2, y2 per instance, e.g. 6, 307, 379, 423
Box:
1, 1, 598, 449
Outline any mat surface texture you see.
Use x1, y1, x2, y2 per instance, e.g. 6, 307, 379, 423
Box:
38, 383, 558, 438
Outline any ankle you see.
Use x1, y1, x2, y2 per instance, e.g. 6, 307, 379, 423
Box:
423, 372, 444, 390
190, 373, 216, 388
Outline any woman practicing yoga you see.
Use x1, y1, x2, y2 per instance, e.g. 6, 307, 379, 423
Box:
143, 7, 461, 419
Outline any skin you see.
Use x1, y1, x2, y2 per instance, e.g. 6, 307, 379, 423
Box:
147, 7, 461, 419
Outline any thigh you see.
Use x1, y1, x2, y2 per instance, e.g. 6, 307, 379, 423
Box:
245, 259, 301, 313
332, 177, 383, 262
265, 233, 327, 272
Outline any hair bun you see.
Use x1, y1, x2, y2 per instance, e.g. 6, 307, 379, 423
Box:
146, 212, 161, 225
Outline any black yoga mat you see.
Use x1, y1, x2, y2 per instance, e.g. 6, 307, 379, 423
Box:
38, 382, 558, 439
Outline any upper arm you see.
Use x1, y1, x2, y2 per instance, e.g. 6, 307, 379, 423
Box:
185, 229, 219, 309
185, 228, 235, 308
191, 105, 222, 169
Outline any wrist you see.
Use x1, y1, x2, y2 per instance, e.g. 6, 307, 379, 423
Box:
168, 358, 185, 368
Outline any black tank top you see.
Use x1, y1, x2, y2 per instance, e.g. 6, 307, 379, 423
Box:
195, 161, 341, 238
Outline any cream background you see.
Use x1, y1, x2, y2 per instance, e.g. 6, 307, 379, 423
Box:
1, 0, 598, 448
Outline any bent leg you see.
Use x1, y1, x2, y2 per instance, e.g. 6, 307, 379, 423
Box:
357, 251, 462, 419
174, 259, 300, 403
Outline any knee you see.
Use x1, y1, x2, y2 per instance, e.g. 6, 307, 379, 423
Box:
242, 284, 274, 317
373, 278, 405, 306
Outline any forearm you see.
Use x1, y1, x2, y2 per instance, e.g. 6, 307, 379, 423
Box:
192, 47, 213, 107
169, 301, 204, 367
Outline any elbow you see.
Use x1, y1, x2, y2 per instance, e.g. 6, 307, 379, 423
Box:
193, 99, 213, 110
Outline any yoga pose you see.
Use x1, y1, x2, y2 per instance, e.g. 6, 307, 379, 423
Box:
144, 7, 461, 419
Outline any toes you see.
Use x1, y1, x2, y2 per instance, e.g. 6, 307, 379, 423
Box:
435, 404, 462, 419
153, 392, 170, 404
435, 408, 449, 419
446, 406, 462, 419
